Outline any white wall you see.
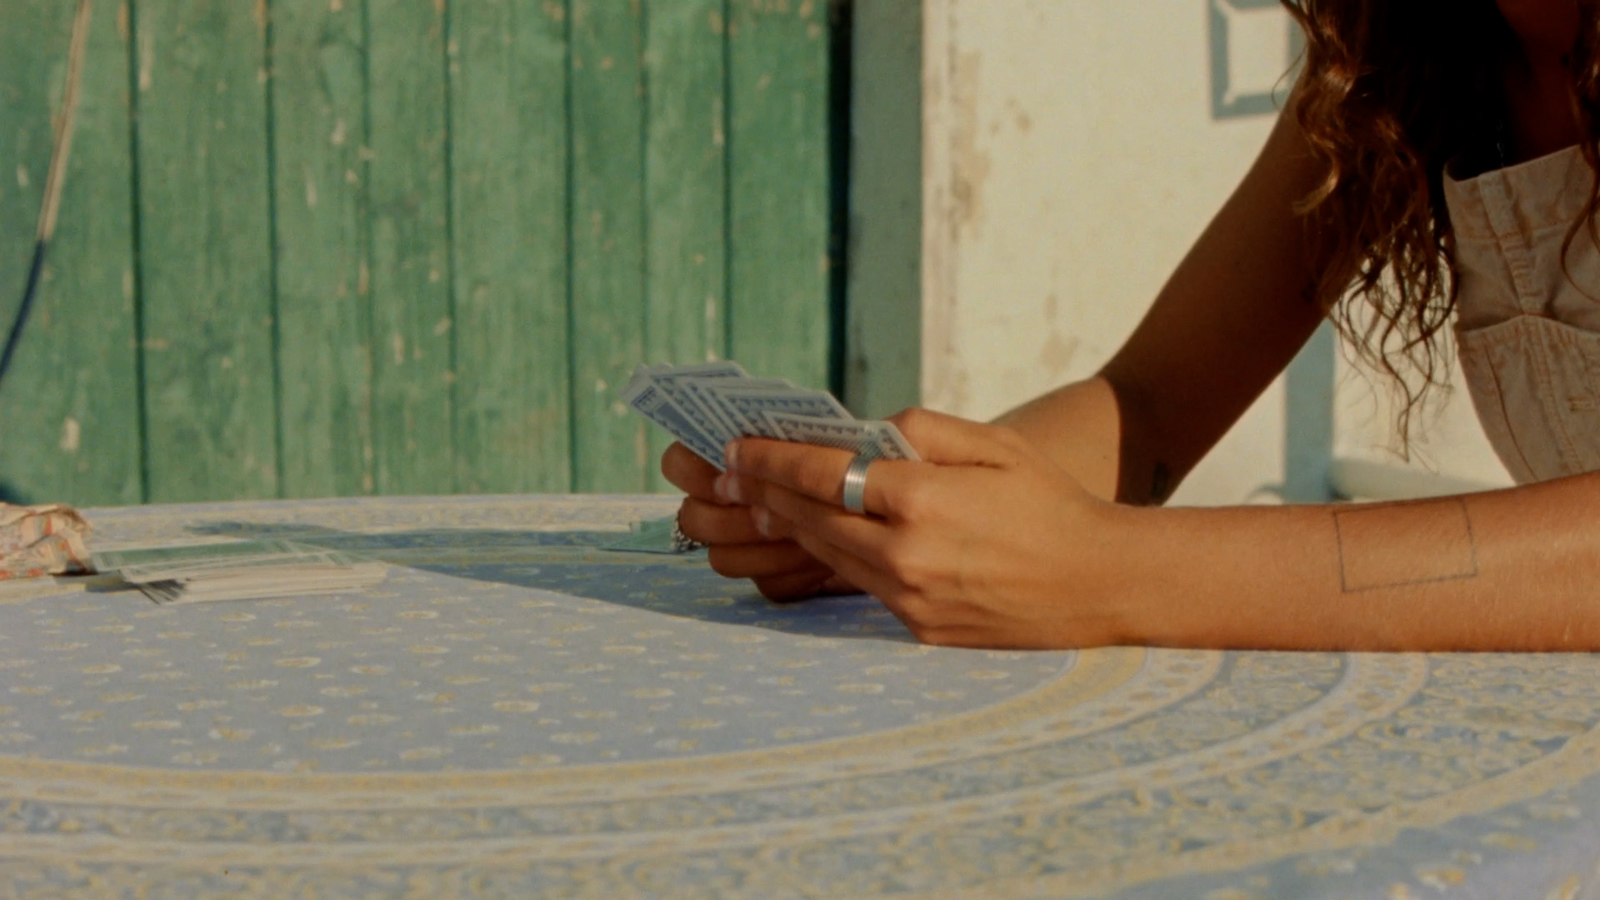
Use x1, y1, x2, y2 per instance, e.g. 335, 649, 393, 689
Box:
921, 0, 1303, 505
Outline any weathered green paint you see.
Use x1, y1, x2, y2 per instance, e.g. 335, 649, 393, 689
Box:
0, 0, 141, 507
270, 0, 374, 498
134, 0, 279, 502
0, 0, 838, 503
728, 0, 832, 390
845, 0, 921, 419
643, 0, 728, 492
449, 0, 572, 494
569, 0, 647, 493
368, 0, 453, 495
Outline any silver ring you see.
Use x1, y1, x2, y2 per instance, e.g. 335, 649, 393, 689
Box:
841, 454, 872, 515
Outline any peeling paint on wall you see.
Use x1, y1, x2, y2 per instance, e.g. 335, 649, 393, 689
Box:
950, 50, 990, 238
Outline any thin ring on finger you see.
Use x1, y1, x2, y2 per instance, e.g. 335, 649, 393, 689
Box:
841, 453, 873, 515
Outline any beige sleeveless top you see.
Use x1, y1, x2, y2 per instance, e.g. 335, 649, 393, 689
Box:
1446, 145, 1600, 484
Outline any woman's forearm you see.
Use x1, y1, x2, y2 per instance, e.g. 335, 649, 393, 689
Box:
992, 377, 1124, 503
992, 113, 1337, 510
1111, 472, 1600, 651
993, 374, 1189, 507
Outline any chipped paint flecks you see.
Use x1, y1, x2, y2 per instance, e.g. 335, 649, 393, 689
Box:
950, 50, 990, 239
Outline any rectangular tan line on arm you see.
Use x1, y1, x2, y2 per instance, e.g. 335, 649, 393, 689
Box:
1333, 498, 1480, 593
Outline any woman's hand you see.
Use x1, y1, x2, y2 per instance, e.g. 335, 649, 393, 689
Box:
720, 409, 1142, 649
660, 442, 857, 600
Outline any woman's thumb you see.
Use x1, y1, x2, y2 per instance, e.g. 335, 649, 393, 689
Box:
887, 408, 1026, 468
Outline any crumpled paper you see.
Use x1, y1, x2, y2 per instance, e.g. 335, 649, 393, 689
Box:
0, 503, 93, 579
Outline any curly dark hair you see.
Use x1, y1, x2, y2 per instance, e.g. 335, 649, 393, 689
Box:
1282, 0, 1600, 444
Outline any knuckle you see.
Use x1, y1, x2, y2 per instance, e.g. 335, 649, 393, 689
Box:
893, 479, 938, 522
892, 407, 933, 443
881, 539, 925, 585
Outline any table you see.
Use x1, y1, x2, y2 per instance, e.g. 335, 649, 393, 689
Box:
2, 495, 1599, 899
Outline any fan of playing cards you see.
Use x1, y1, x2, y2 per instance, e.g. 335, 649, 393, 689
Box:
621, 362, 919, 471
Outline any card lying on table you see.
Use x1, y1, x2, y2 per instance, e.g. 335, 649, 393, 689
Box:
620, 362, 920, 471
93, 539, 387, 605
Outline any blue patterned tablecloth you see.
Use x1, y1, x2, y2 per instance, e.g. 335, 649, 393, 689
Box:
2, 494, 1600, 899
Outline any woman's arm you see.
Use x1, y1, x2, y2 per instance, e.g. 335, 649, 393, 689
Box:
673, 97, 1334, 598
723, 413, 1600, 651
709, 83, 1600, 651
997, 105, 1331, 505
1119, 474, 1600, 651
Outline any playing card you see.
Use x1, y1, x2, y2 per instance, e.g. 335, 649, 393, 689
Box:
691, 377, 793, 436
620, 374, 730, 469
599, 516, 699, 554
677, 378, 745, 444
686, 379, 794, 437
646, 361, 747, 381
762, 412, 921, 461
94, 539, 387, 605
646, 362, 749, 448
716, 387, 853, 439
622, 363, 918, 475
93, 539, 310, 577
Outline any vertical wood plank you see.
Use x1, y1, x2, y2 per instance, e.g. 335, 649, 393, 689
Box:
135, 0, 279, 502
569, 0, 646, 493
642, 0, 727, 492
270, 0, 374, 498
844, 0, 922, 419
367, 0, 453, 494
727, 0, 832, 390
0, 0, 142, 507
449, 0, 571, 494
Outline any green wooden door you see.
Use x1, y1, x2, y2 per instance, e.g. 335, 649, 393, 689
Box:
0, 0, 841, 505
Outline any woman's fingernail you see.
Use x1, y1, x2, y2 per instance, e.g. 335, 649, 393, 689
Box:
752, 506, 772, 537
725, 441, 740, 470
714, 473, 742, 504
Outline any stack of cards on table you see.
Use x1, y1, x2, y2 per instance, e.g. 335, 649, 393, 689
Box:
621, 362, 919, 470
92, 539, 387, 605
